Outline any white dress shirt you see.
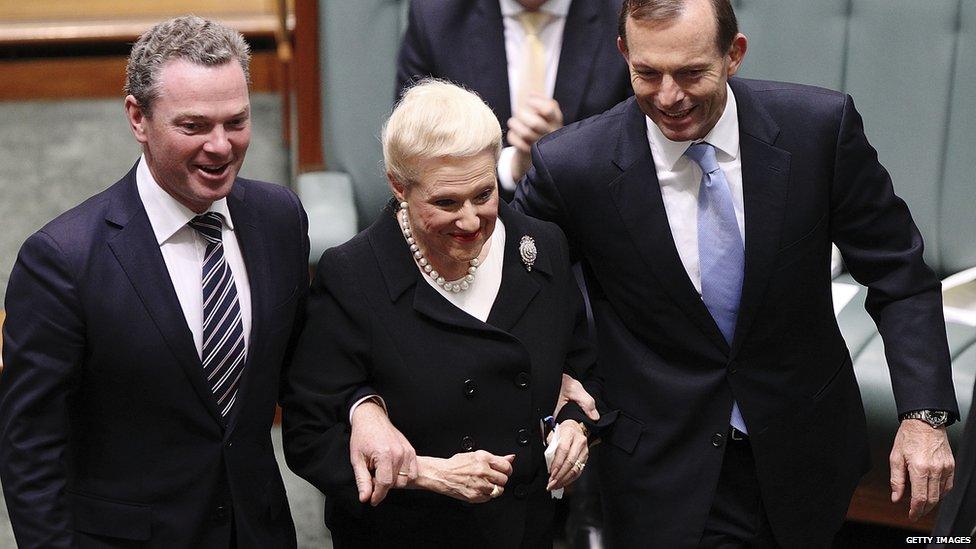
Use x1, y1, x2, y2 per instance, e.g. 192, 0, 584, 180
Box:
497, 0, 571, 192
646, 84, 745, 294
135, 156, 252, 359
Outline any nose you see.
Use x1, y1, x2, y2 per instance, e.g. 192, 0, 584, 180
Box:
657, 75, 684, 109
455, 202, 480, 232
203, 127, 232, 157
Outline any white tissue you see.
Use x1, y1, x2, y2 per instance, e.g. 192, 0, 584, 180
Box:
543, 423, 564, 499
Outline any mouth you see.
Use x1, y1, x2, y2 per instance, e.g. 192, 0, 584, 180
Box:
658, 105, 696, 120
451, 231, 481, 243
194, 162, 231, 179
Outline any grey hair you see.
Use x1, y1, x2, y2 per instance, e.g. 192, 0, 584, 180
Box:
125, 15, 251, 117
382, 79, 502, 188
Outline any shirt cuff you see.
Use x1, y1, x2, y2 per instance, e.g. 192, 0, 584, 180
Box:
348, 395, 388, 424
497, 146, 518, 192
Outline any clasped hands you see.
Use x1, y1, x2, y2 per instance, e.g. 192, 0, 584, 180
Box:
349, 374, 597, 506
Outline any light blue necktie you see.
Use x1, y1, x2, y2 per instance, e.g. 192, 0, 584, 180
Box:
685, 142, 748, 434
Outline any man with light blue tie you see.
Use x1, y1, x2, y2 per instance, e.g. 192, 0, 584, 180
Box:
513, 0, 958, 546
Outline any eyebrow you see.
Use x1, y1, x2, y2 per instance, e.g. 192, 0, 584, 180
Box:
174, 106, 251, 120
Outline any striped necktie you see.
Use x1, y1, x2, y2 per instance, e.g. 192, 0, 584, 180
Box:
685, 142, 748, 434
189, 212, 247, 418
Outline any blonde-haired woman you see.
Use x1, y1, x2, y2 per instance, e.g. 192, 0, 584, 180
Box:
283, 80, 601, 547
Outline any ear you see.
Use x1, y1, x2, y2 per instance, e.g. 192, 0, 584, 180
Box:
124, 95, 149, 144
617, 36, 629, 60
726, 33, 748, 77
386, 173, 407, 203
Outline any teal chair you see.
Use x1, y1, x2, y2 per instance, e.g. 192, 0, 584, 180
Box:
297, 0, 409, 262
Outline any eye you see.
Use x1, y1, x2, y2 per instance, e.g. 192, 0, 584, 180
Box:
433, 199, 456, 208
227, 117, 249, 129
475, 189, 493, 203
179, 122, 201, 132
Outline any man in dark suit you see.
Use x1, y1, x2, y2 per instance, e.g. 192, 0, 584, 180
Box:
396, 0, 632, 199
0, 16, 307, 548
512, 0, 958, 546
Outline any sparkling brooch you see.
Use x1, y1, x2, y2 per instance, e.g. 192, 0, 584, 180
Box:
519, 235, 537, 272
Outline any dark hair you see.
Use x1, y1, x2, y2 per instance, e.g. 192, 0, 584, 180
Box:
618, 0, 738, 54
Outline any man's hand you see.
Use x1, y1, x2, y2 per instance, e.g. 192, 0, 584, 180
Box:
553, 373, 599, 421
889, 419, 954, 521
508, 94, 564, 181
349, 400, 417, 506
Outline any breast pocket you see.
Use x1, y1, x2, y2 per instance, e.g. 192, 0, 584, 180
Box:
773, 213, 827, 271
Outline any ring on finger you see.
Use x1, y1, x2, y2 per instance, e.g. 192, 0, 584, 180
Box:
573, 460, 586, 472
397, 471, 409, 477
490, 484, 502, 498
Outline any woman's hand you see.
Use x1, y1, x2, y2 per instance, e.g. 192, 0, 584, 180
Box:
411, 451, 515, 503
547, 420, 589, 491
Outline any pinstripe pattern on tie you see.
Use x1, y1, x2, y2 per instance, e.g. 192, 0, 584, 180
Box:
189, 212, 246, 418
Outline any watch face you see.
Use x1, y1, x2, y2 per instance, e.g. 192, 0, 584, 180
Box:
927, 410, 949, 425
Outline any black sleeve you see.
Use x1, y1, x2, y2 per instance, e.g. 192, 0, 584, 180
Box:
830, 95, 957, 418
0, 231, 84, 548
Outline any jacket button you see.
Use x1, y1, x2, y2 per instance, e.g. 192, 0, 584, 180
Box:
515, 372, 530, 389
517, 428, 530, 446
463, 379, 477, 398
728, 360, 738, 375
513, 484, 529, 499
212, 504, 228, 523
460, 436, 475, 452
711, 433, 725, 447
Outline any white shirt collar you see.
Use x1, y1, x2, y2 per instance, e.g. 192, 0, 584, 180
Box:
646, 82, 740, 171
135, 154, 235, 246
499, 0, 571, 18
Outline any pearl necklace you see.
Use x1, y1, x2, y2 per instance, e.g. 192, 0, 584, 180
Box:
399, 201, 479, 293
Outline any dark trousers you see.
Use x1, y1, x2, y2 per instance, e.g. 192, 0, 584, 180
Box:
699, 431, 779, 549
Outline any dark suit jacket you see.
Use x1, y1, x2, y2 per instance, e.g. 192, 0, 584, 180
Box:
396, 0, 632, 197
281, 201, 596, 547
513, 78, 958, 548
0, 165, 308, 548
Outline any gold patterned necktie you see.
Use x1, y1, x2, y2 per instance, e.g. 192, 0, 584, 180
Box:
516, 11, 551, 114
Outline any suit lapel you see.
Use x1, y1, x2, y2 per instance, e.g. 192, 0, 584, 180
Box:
469, 0, 512, 133
223, 182, 269, 435
552, 0, 600, 124
486, 201, 549, 331
608, 100, 730, 351
728, 79, 791, 355
105, 167, 222, 424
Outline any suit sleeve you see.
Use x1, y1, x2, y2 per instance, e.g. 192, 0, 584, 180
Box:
0, 231, 84, 549
830, 95, 958, 418
395, 2, 435, 101
512, 143, 581, 261
280, 249, 371, 503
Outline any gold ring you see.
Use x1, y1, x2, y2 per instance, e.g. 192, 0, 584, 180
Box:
397, 471, 409, 477
490, 484, 502, 498
573, 460, 586, 471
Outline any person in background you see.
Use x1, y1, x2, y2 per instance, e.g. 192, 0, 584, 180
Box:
396, 0, 631, 201
0, 16, 307, 548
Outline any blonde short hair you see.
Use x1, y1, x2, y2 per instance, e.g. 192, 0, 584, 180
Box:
382, 79, 502, 186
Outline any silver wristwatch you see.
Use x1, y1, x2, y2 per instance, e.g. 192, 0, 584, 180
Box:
899, 409, 953, 428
